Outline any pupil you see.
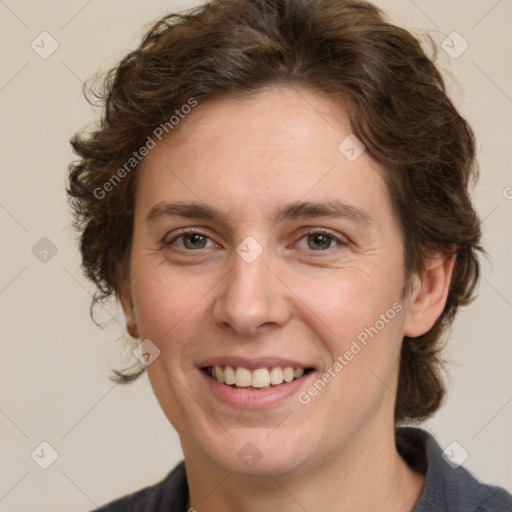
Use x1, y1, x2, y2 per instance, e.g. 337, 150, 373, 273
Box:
185, 234, 206, 249
309, 234, 331, 250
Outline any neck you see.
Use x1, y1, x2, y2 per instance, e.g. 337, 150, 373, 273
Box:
182, 424, 425, 512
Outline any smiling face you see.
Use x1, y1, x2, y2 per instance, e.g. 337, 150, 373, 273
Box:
120, 86, 432, 476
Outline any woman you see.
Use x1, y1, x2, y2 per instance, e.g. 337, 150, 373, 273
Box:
67, 0, 512, 510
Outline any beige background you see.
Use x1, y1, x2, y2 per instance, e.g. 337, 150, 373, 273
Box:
1, 0, 511, 510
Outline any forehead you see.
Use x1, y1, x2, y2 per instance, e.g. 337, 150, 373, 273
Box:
135, 86, 392, 226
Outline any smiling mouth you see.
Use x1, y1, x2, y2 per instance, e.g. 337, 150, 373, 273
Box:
202, 365, 315, 390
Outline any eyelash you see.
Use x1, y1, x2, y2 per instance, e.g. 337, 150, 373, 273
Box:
164, 228, 346, 253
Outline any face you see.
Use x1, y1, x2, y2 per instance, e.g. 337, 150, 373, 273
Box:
122, 86, 420, 476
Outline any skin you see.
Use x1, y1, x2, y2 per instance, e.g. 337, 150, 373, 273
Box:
121, 86, 455, 512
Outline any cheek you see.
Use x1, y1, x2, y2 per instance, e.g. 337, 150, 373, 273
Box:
293, 261, 404, 340
299, 275, 405, 435
293, 263, 406, 394
130, 264, 204, 349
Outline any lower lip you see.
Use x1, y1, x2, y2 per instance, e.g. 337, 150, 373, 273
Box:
199, 369, 316, 409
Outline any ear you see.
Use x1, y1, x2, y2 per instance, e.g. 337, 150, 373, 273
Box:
402, 250, 456, 338
118, 283, 139, 339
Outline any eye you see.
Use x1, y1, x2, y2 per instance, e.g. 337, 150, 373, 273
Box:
296, 230, 345, 251
165, 230, 217, 250
164, 229, 345, 252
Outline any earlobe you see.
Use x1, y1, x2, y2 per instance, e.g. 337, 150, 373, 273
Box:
119, 287, 140, 339
403, 251, 456, 338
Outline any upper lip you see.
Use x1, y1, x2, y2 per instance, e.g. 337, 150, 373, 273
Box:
198, 356, 316, 370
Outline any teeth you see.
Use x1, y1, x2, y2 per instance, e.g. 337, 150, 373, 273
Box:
235, 367, 252, 387
283, 367, 294, 382
269, 367, 283, 385
294, 368, 304, 379
252, 368, 271, 388
213, 365, 224, 383
224, 365, 235, 385
208, 365, 309, 388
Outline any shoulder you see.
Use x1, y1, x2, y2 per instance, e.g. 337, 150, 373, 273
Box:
396, 427, 512, 512
91, 460, 188, 512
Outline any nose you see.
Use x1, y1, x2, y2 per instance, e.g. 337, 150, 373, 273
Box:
213, 249, 291, 337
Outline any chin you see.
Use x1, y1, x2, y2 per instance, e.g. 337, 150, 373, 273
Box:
201, 427, 318, 476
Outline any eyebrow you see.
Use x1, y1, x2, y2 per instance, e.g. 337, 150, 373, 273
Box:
145, 200, 372, 226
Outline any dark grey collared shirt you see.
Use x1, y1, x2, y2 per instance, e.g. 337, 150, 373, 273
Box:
398, 428, 512, 511
94, 427, 512, 511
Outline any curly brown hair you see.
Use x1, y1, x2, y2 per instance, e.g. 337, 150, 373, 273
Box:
67, 0, 483, 422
